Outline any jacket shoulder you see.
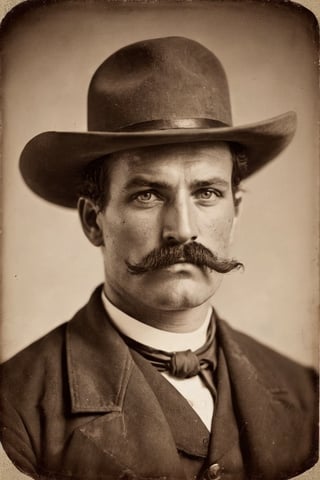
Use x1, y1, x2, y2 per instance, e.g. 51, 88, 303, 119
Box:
1, 322, 67, 384
217, 318, 318, 407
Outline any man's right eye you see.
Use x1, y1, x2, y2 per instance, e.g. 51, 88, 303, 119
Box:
132, 191, 162, 204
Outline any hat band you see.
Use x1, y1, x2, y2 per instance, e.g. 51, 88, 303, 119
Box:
117, 118, 229, 132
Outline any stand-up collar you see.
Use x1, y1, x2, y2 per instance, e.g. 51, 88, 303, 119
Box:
101, 288, 213, 352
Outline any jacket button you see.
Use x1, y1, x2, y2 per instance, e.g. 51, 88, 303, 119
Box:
203, 463, 221, 480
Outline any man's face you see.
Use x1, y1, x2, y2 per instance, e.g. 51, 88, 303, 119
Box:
95, 142, 237, 316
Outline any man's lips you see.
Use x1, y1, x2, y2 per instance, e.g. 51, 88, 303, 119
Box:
161, 260, 197, 271
176, 257, 187, 263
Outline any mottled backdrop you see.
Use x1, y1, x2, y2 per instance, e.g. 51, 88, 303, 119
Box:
0, 1, 319, 479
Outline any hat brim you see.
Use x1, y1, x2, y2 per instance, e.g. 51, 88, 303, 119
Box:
20, 111, 296, 208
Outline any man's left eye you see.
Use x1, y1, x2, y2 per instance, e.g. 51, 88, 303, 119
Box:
195, 189, 221, 200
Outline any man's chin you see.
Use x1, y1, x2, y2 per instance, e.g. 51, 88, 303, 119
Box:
143, 277, 219, 311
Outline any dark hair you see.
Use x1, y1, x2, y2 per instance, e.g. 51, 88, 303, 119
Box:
230, 143, 248, 209
78, 156, 111, 211
77, 144, 248, 211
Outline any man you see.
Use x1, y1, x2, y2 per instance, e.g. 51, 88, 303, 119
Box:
0, 36, 318, 480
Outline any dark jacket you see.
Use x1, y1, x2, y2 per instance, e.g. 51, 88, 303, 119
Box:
0, 286, 318, 480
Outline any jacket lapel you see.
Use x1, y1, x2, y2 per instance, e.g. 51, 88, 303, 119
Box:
131, 349, 210, 458
65, 286, 186, 479
217, 318, 307, 479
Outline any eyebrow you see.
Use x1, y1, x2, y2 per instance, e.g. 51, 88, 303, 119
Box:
124, 176, 230, 190
124, 178, 172, 190
189, 178, 230, 189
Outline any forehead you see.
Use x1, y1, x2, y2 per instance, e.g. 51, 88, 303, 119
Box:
108, 142, 233, 181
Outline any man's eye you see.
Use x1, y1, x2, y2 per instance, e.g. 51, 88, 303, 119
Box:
134, 191, 159, 203
195, 189, 221, 200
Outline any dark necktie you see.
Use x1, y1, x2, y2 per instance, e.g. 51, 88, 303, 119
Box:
122, 316, 217, 399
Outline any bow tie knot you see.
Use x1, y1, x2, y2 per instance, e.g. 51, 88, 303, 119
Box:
170, 350, 201, 378
119, 314, 218, 400
120, 315, 217, 379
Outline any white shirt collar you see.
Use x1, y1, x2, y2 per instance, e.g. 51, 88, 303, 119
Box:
101, 290, 214, 352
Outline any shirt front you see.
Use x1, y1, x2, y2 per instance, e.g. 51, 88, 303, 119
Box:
101, 290, 215, 430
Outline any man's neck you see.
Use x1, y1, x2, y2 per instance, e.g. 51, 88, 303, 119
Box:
101, 290, 213, 351
103, 284, 212, 333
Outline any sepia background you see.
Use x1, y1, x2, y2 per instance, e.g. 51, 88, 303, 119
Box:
0, 0, 319, 478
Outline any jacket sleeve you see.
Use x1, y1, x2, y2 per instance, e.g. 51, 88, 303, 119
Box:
0, 394, 39, 478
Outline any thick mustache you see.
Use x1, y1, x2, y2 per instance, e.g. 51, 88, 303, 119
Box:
126, 242, 243, 275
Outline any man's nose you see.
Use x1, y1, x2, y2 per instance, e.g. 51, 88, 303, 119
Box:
162, 198, 198, 244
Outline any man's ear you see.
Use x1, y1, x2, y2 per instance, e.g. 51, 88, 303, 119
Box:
234, 191, 243, 216
230, 192, 243, 245
77, 197, 104, 247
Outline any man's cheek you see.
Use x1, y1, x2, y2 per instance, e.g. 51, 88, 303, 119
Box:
123, 218, 158, 244
205, 220, 233, 245
106, 225, 154, 259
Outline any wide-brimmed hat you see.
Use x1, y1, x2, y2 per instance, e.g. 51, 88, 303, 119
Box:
20, 36, 297, 208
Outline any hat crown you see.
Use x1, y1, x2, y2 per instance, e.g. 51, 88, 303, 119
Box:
88, 36, 232, 131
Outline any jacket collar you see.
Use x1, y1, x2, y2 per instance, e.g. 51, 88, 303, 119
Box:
66, 285, 133, 413
66, 289, 297, 414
